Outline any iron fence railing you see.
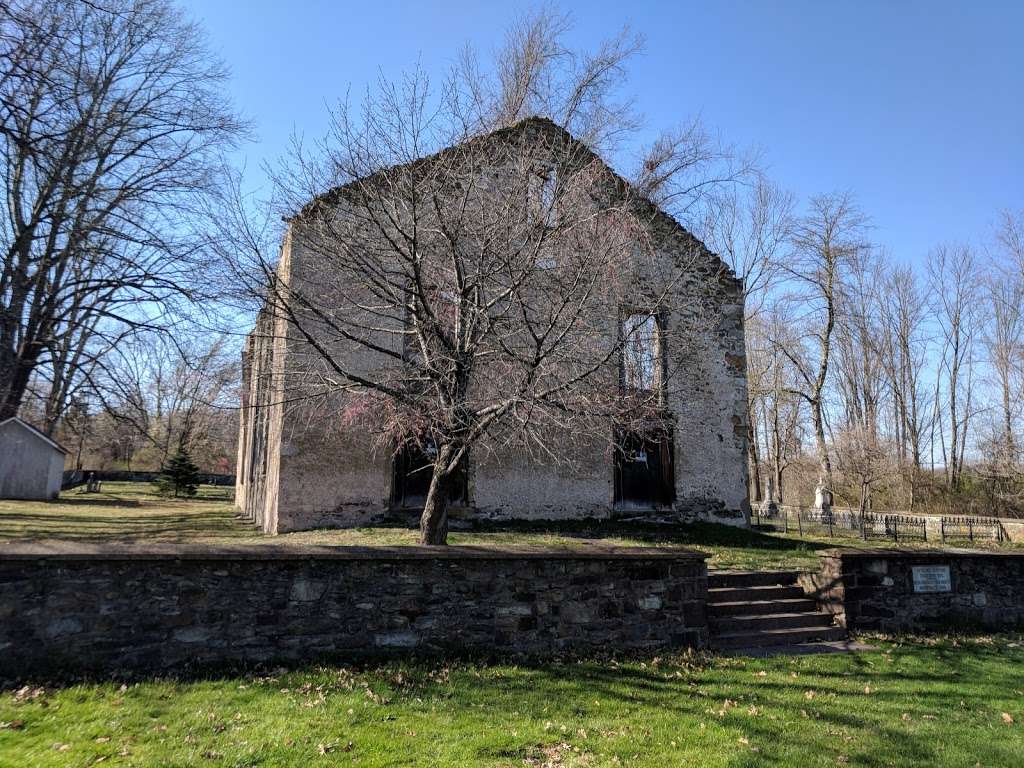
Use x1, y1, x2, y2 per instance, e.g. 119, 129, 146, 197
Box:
939, 515, 1005, 543
756, 505, 1007, 545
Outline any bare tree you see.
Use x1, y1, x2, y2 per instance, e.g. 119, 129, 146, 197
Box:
984, 211, 1024, 472
833, 247, 886, 436
701, 178, 794, 501
88, 331, 238, 467
835, 424, 893, 515
0, 0, 245, 425
217, 31, 744, 542
774, 193, 868, 494
877, 264, 932, 508
447, 7, 642, 154
929, 244, 981, 492
749, 307, 804, 504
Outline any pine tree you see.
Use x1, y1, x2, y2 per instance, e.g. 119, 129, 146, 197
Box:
156, 448, 202, 498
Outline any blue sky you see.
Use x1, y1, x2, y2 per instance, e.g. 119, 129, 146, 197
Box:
180, 0, 1023, 268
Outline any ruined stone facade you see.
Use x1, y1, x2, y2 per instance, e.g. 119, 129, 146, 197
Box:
236, 119, 750, 534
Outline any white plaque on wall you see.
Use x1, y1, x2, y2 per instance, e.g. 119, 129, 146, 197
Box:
912, 565, 952, 593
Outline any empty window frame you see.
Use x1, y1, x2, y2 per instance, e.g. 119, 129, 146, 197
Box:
538, 168, 558, 227
621, 311, 664, 391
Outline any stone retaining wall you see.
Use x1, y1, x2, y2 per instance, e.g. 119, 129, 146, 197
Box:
0, 544, 708, 677
801, 548, 1024, 632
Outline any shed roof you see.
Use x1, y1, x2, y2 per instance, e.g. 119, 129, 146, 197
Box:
0, 417, 69, 454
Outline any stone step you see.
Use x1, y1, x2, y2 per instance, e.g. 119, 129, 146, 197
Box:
713, 625, 847, 650
708, 584, 806, 603
710, 611, 835, 634
708, 597, 820, 617
708, 570, 800, 589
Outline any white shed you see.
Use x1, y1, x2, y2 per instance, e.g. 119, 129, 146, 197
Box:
0, 417, 69, 500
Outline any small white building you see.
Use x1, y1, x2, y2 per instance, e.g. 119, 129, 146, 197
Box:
0, 417, 69, 500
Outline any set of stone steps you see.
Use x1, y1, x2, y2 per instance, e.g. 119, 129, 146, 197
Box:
708, 570, 846, 650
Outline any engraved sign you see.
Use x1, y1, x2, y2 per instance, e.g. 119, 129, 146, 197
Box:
912, 565, 951, 593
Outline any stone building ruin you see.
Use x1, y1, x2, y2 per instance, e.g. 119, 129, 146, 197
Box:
236, 118, 750, 533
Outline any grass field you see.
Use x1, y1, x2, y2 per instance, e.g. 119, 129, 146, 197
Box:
1, 482, 1018, 572
0, 482, 245, 544
0, 635, 1021, 767
3, 486, 1023, 765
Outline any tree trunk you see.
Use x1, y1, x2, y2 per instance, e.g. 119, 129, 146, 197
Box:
419, 445, 456, 545
811, 396, 832, 489
747, 402, 762, 504
0, 349, 38, 421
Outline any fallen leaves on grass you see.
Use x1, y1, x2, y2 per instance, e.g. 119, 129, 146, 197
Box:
13, 686, 46, 703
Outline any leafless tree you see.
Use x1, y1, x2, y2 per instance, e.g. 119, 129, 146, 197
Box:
701, 179, 794, 501
833, 247, 886, 436
877, 264, 932, 508
984, 211, 1024, 472
0, 0, 245, 425
834, 424, 893, 515
446, 7, 642, 154
88, 331, 238, 467
774, 193, 868, 494
929, 244, 981, 492
748, 307, 804, 504
219, 22, 741, 543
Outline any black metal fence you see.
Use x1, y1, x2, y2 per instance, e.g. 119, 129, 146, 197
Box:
756, 505, 1007, 545
862, 513, 928, 542
939, 515, 1005, 543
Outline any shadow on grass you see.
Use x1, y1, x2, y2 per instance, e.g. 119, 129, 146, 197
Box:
36, 496, 144, 508
6, 636, 1019, 768
452, 518, 834, 554
0, 511, 249, 541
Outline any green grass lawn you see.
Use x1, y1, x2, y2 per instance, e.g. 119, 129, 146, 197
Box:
1, 482, 1018, 571
0, 482, 245, 544
1, 636, 1021, 767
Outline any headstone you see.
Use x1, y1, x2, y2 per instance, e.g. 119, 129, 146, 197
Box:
813, 483, 832, 518
760, 475, 778, 516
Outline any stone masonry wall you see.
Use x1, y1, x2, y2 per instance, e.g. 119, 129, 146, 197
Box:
0, 545, 708, 677
237, 117, 750, 534
800, 548, 1024, 632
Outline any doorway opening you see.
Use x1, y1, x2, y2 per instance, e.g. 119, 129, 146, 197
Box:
613, 427, 675, 510
390, 438, 468, 509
